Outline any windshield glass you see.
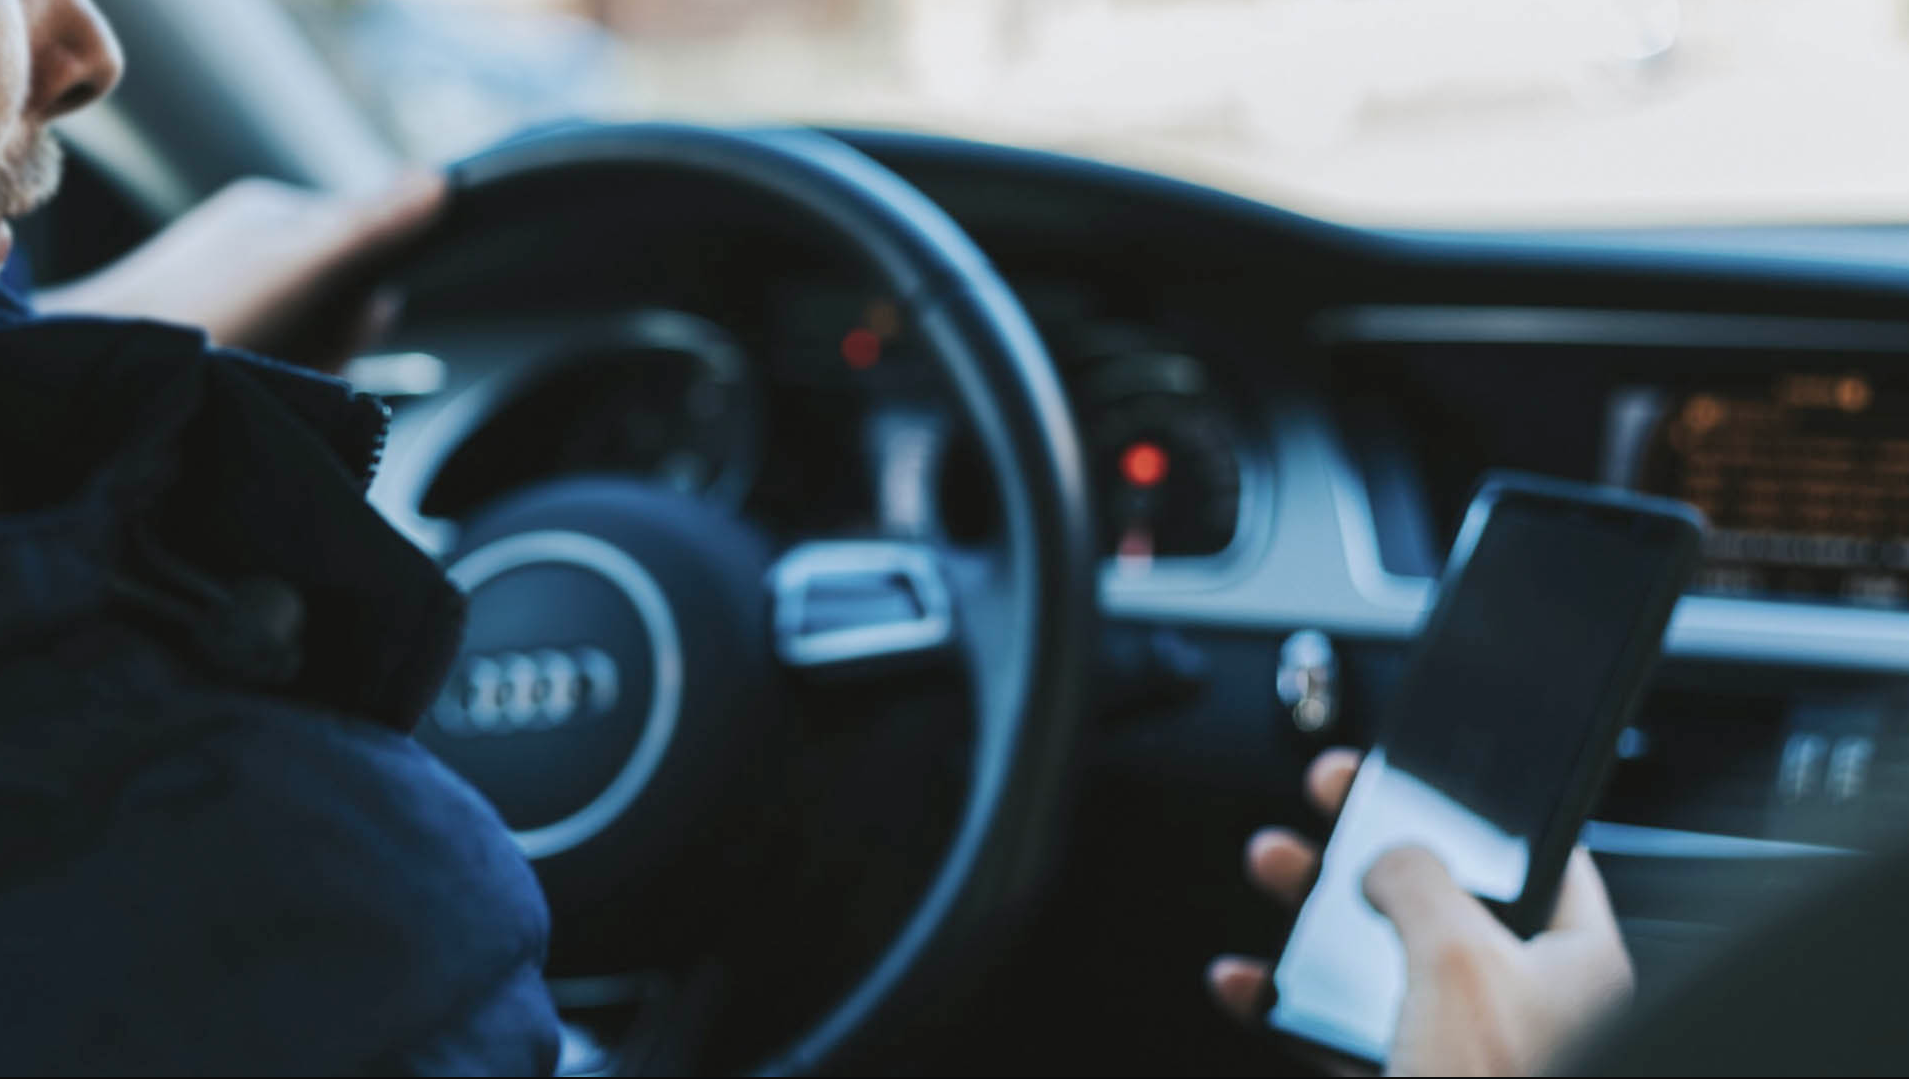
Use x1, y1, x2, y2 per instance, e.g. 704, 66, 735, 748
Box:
285, 0, 1909, 229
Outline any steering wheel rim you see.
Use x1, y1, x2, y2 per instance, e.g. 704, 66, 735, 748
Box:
383, 123, 1098, 1073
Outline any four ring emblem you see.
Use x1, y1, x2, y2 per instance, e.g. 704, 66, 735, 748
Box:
432, 647, 621, 736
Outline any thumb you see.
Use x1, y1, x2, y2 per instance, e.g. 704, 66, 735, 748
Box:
1544, 846, 1624, 938
1362, 845, 1514, 961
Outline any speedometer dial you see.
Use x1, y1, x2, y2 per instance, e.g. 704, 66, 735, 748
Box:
1089, 391, 1242, 560
548, 311, 759, 505
418, 310, 761, 522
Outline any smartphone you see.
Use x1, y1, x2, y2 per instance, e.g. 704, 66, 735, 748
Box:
1267, 471, 1704, 1065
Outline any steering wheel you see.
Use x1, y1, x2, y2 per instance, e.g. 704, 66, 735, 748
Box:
369, 124, 1096, 1073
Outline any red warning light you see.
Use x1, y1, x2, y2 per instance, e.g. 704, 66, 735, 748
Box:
1120, 441, 1169, 488
841, 328, 882, 370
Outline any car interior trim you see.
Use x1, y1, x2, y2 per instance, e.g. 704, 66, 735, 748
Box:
1581, 820, 1850, 861
1107, 304, 1909, 674
1314, 304, 1909, 354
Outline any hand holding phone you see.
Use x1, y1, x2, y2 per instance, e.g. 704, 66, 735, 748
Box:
1264, 473, 1701, 1067
1210, 749, 1635, 1076
1365, 832, 1634, 1075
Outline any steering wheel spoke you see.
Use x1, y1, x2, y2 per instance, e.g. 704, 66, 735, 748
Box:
380, 506, 462, 561
769, 540, 957, 675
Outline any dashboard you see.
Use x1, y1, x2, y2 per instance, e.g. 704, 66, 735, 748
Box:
357, 128, 1909, 1072
1617, 370, 1909, 607
1333, 308, 1909, 611
372, 129, 1909, 809
386, 280, 1263, 572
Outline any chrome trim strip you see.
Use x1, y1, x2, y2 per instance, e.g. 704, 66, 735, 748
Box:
1314, 304, 1909, 354
1581, 820, 1851, 860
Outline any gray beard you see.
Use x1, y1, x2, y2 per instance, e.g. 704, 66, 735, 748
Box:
0, 128, 61, 219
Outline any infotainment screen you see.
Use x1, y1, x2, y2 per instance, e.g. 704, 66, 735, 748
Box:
1605, 372, 1909, 608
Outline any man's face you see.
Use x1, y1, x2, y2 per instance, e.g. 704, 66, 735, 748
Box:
0, 0, 120, 260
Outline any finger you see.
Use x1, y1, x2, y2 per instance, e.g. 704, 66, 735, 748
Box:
1304, 748, 1362, 818
1246, 828, 1320, 907
347, 170, 447, 252
303, 172, 445, 273
1530, 848, 1636, 1005
1545, 847, 1622, 939
1362, 845, 1513, 961
1211, 955, 1369, 1076
1205, 955, 1274, 1024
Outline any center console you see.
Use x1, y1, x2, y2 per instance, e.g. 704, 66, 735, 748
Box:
1323, 305, 1909, 975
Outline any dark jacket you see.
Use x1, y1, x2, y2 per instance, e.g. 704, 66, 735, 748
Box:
0, 301, 559, 1074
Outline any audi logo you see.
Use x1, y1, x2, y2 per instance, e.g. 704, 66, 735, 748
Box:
432, 647, 620, 736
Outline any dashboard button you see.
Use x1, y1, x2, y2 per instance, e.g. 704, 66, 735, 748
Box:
1777, 733, 1828, 804
1276, 630, 1339, 735
1827, 735, 1875, 804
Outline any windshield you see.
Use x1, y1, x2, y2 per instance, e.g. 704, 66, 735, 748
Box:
285, 0, 1909, 229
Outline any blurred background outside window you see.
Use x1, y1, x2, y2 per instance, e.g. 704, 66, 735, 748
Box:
284, 0, 1909, 228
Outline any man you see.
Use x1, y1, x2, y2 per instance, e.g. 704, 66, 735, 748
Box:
0, 2, 556, 1073
3, 1, 1631, 1074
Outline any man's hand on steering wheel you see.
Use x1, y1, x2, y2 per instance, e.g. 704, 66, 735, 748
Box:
38, 170, 445, 372
1207, 749, 1636, 1076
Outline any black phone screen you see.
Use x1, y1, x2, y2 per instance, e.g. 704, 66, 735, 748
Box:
1269, 481, 1698, 1064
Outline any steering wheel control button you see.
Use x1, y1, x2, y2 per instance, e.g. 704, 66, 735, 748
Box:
420, 531, 683, 861
770, 541, 953, 674
1276, 630, 1340, 735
